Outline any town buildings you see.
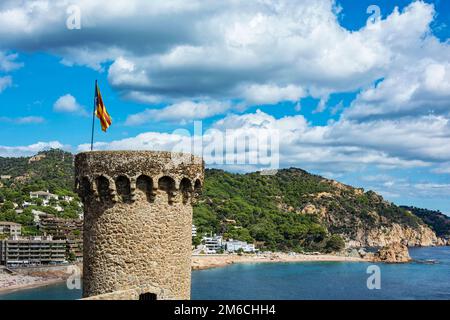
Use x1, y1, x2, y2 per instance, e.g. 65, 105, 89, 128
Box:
0, 188, 84, 267
202, 235, 223, 253
29, 190, 58, 201
224, 239, 257, 253
66, 238, 83, 261
60, 195, 74, 202
0, 232, 82, 266
0, 222, 22, 238
29, 191, 59, 206
0, 213, 83, 266
0, 236, 67, 266
38, 214, 82, 239
31, 209, 47, 224
200, 235, 257, 254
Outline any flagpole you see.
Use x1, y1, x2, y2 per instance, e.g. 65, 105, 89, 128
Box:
90, 80, 97, 151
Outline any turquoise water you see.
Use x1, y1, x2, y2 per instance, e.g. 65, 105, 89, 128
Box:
1, 247, 449, 300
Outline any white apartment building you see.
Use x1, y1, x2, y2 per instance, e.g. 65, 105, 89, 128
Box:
202, 235, 223, 254
224, 239, 257, 253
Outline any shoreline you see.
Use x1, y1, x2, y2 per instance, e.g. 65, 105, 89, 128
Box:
191, 253, 368, 270
0, 264, 78, 295
1, 247, 448, 295
0, 278, 66, 295
0, 253, 366, 294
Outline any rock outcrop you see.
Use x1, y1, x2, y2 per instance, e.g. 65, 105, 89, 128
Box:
371, 243, 412, 263
346, 223, 440, 248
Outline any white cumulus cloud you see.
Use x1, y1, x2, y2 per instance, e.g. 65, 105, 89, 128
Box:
0, 141, 66, 157
53, 94, 87, 115
78, 109, 450, 173
0, 0, 446, 112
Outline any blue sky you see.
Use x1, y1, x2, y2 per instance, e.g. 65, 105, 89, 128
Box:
0, 0, 449, 214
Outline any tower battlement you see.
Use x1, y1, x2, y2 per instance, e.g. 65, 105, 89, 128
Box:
75, 151, 204, 300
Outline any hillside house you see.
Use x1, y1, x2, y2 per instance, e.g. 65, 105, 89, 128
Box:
30, 191, 58, 202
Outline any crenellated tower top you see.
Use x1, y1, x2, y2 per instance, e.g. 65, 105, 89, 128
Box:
75, 150, 204, 206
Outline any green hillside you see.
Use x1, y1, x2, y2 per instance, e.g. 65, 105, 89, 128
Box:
0, 149, 74, 195
0, 150, 80, 236
193, 168, 426, 251
401, 206, 450, 238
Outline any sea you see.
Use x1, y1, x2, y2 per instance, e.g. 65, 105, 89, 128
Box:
0, 247, 449, 300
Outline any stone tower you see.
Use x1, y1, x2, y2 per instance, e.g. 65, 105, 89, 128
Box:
75, 151, 204, 300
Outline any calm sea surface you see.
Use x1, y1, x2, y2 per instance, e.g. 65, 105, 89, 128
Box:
1, 247, 449, 300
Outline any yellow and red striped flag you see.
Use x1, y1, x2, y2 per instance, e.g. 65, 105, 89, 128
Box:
95, 82, 112, 132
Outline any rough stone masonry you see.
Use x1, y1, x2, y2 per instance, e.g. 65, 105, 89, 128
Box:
75, 151, 204, 300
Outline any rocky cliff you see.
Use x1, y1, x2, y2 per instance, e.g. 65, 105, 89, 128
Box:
299, 202, 441, 247
295, 176, 445, 248
347, 223, 441, 248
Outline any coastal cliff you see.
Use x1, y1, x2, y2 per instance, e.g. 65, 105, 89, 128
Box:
347, 223, 441, 248
300, 204, 442, 247
195, 168, 449, 251
276, 173, 447, 248
296, 203, 443, 247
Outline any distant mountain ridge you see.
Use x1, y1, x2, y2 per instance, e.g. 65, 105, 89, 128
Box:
1, 149, 448, 251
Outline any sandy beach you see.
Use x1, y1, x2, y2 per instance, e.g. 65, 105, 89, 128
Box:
0, 266, 76, 294
0, 276, 65, 294
192, 252, 367, 270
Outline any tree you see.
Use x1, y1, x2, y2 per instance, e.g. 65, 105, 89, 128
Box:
41, 206, 58, 216
325, 235, 345, 253
16, 211, 34, 225
67, 251, 77, 262
0, 201, 14, 212
192, 235, 202, 247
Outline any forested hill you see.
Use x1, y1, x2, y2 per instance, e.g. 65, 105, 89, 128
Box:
401, 206, 450, 238
193, 168, 445, 250
1, 149, 447, 251
0, 149, 74, 194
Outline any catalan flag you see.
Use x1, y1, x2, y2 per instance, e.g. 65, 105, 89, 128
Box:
95, 81, 112, 132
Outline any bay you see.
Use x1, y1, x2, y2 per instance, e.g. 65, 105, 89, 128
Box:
1, 247, 449, 300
